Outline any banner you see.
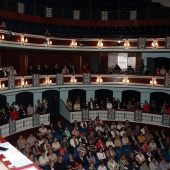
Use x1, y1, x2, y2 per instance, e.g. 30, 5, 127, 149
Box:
83, 73, 91, 85
101, 11, 108, 20
17, 2, 25, 14
165, 37, 170, 48
129, 11, 137, 20
8, 75, 15, 89
164, 75, 170, 87
9, 119, 16, 134
73, 10, 80, 20
138, 37, 146, 49
45, 7, 53, 17
56, 74, 64, 85
32, 114, 40, 127
32, 74, 40, 86
82, 109, 89, 120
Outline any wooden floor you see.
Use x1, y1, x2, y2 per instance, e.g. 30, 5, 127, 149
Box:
5, 114, 170, 146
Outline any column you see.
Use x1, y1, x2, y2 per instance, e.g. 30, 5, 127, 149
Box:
113, 91, 122, 101
19, 55, 28, 75
86, 90, 95, 101
6, 93, 16, 105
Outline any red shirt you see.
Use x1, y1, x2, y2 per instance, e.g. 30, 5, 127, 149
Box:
10, 111, 19, 119
96, 141, 106, 150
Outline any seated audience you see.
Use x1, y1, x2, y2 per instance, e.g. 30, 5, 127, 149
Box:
74, 100, 81, 110
137, 132, 145, 144
23, 143, 31, 158
52, 137, 61, 151
149, 138, 157, 151
68, 154, 78, 170
39, 124, 47, 135
27, 104, 34, 116
48, 149, 57, 163
55, 156, 67, 170
106, 145, 116, 158
119, 154, 129, 170
86, 150, 96, 165
97, 147, 106, 161
114, 135, 122, 148
39, 151, 50, 169
27, 134, 37, 147
98, 160, 107, 170
63, 126, 71, 139
159, 157, 170, 170
136, 150, 146, 165
66, 98, 72, 110
70, 135, 79, 148
139, 161, 149, 170
17, 135, 27, 150
107, 156, 119, 170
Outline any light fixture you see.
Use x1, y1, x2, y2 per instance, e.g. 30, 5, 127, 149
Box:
117, 40, 120, 46
150, 77, 157, 86
21, 77, 28, 88
124, 39, 130, 49
21, 37, 28, 45
122, 75, 129, 85
0, 83, 5, 90
152, 39, 158, 49
0, 34, 4, 40
45, 76, 52, 86
49, 40, 52, 45
71, 75, 77, 85
70, 39, 77, 48
96, 75, 103, 85
97, 39, 103, 49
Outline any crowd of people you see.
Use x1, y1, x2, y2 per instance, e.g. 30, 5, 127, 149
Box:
0, 98, 49, 125
66, 96, 170, 114
15, 117, 170, 170
0, 65, 17, 76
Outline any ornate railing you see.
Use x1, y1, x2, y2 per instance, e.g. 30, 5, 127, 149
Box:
0, 113, 50, 138
0, 74, 169, 93
64, 109, 170, 127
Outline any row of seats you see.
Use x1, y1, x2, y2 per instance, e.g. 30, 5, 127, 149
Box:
2, 18, 170, 37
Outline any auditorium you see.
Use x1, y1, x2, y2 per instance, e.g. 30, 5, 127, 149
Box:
0, 0, 170, 170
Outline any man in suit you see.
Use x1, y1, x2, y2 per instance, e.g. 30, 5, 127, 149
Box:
88, 98, 95, 110
0, 67, 8, 76
156, 137, 166, 150
35, 65, 42, 74
76, 151, 88, 168
0, 108, 9, 124
128, 132, 137, 144
160, 129, 167, 141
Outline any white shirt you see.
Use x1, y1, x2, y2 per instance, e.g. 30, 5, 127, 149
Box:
74, 103, 80, 110
80, 122, 87, 129
117, 124, 125, 130
120, 131, 126, 137
106, 141, 115, 148
95, 126, 103, 132
97, 152, 106, 160
107, 103, 113, 109
98, 165, 107, 170
111, 131, 119, 138
52, 142, 61, 150
122, 137, 130, 145
107, 160, 119, 170
70, 138, 79, 147
39, 155, 49, 166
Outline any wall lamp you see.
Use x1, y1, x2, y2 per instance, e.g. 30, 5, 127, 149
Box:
71, 75, 77, 85
96, 75, 103, 85
70, 39, 77, 48
124, 39, 130, 49
0, 83, 5, 90
97, 39, 103, 49
122, 75, 129, 85
45, 76, 52, 86
150, 77, 157, 86
152, 39, 158, 49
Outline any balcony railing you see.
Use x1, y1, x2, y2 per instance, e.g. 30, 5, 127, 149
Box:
0, 74, 169, 93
